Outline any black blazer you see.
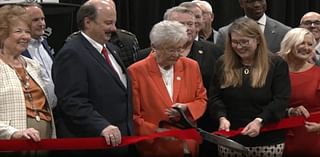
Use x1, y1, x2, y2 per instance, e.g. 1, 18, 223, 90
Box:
52, 34, 133, 139
187, 40, 222, 90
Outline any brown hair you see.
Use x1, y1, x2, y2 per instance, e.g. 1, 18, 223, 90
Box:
0, 4, 31, 47
223, 17, 271, 88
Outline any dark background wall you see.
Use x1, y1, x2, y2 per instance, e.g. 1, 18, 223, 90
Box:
44, 0, 320, 52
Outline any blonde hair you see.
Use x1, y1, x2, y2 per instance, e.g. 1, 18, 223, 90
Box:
223, 17, 271, 88
278, 28, 316, 62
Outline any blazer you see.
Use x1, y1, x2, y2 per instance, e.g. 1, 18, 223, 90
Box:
137, 40, 222, 91
52, 34, 133, 139
0, 56, 56, 139
215, 16, 291, 53
128, 53, 207, 157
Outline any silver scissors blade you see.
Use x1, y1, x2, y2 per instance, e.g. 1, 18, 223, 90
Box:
199, 129, 248, 153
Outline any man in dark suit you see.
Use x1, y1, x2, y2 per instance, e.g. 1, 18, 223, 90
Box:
215, 0, 291, 53
52, 0, 133, 156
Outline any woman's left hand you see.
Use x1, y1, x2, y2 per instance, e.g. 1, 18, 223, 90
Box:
241, 118, 263, 137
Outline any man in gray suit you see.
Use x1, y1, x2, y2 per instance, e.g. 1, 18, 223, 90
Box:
216, 0, 291, 53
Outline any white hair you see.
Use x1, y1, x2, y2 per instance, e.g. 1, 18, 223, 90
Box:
192, 0, 213, 13
149, 20, 188, 49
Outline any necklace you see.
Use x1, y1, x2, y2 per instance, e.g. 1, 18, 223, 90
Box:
9, 57, 41, 122
243, 65, 250, 75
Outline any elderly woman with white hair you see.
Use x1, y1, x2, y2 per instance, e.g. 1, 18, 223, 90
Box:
128, 20, 207, 157
278, 28, 320, 157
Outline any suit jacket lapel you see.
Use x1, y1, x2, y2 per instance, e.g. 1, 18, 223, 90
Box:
172, 59, 183, 102
106, 43, 127, 75
264, 17, 276, 49
189, 41, 204, 67
79, 34, 125, 89
147, 54, 173, 106
26, 59, 48, 101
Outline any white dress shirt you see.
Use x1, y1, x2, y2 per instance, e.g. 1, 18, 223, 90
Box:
81, 32, 127, 88
159, 65, 174, 100
27, 38, 53, 80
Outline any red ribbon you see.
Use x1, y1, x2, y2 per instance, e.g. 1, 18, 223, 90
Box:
2, 112, 320, 151
0, 129, 201, 151
214, 111, 320, 137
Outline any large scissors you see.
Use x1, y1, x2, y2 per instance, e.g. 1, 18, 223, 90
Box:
159, 107, 248, 153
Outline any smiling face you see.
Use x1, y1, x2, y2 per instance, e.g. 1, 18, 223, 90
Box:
189, 6, 203, 33
84, 2, 117, 45
300, 12, 320, 42
25, 6, 45, 39
291, 33, 315, 61
3, 21, 31, 55
231, 32, 258, 64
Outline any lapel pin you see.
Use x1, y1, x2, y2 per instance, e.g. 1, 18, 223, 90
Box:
176, 76, 181, 80
198, 50, 203, 54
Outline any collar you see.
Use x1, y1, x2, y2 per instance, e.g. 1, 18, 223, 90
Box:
29, 37, 44, 45
81, 31, 104, 53
245, 13, 266, 26
158, 64, 173, 73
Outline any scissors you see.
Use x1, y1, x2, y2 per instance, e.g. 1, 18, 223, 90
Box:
159, 107, 248, 153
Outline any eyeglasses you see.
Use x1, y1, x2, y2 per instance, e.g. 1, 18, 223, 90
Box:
160, 47, 184, 56
231, 39, 251, 47
301, 20, 320, 27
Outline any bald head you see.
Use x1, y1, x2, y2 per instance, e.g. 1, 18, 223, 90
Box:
85, 0, 115, 9
300, 12, 320, 24
300, 12, 320, 42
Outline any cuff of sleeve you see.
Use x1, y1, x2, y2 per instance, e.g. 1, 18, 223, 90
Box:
254, 117, 264, 125
6, 126, 19, 139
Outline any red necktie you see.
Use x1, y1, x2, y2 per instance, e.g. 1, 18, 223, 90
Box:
101, 47, 120, 78
101, 47, 113, 66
